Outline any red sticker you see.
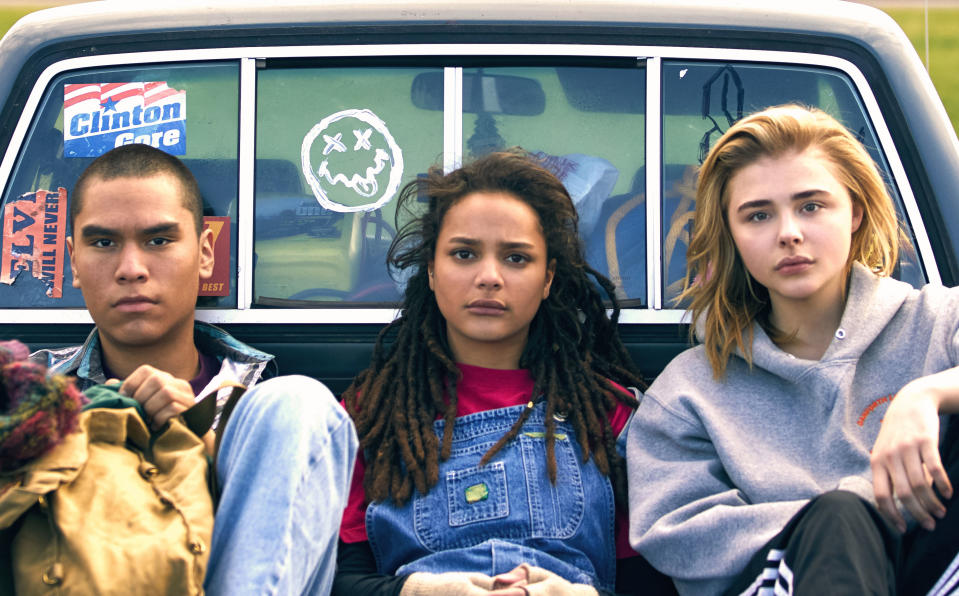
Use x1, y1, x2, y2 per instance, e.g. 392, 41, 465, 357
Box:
1, 188, 67, 298
200, 216, 230, 296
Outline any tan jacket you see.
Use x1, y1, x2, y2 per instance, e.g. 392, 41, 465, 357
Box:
0, 405, 213, 595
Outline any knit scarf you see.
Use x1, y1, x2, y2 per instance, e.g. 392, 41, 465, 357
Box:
0, 340, 87, 473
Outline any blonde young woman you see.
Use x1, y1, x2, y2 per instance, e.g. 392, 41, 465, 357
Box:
627, 105, 959, 595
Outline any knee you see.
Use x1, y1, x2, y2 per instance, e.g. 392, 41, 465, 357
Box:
804, 490, 881, 532
813, 489, 870, 511
227, 375, 355, 443
245, 375, 337, 415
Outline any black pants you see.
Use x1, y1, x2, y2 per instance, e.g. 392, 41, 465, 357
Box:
727, 415, 959, 596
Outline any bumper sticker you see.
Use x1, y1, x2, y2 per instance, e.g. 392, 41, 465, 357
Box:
1, 188, 67, 298
200, 216, 230, 297
64, 82, 186, 157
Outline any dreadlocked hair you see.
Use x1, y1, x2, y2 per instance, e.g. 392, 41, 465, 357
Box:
342, 149, 644, 506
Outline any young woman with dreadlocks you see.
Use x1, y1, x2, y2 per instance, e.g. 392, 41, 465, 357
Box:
331, 150, 669, 596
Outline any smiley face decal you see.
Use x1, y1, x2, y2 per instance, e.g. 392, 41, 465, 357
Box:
301, 108, 404, 213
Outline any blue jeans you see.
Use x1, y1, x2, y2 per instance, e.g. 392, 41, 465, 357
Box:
204, 375, 358, 595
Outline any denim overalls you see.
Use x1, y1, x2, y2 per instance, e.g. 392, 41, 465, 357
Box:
366, 402, 616, 591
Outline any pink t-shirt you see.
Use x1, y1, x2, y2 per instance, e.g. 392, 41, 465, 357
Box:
339, 362, 637, 558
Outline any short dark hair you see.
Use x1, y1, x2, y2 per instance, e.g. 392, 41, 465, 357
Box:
70, 144, 203, 234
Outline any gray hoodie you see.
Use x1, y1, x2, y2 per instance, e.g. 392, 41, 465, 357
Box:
626, 264, 959, 595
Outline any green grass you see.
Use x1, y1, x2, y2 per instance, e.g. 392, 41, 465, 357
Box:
0, 5, 956, 134
0, 7, 56, 38
884, 8, 959, 135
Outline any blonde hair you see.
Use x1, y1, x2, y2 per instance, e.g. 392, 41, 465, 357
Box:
682, 104, 907, 378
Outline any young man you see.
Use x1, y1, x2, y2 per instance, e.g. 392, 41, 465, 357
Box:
30, 143, 357, 595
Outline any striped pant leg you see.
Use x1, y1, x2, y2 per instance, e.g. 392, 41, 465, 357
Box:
728, 491, 897, 596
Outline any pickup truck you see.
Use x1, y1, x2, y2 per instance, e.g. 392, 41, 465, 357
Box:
1, 0, 957, 394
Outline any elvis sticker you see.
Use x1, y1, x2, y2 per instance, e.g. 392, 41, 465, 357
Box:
1, 188, 67, 298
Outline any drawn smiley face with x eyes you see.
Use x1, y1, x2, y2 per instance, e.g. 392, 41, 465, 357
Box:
301, 108, 405, 213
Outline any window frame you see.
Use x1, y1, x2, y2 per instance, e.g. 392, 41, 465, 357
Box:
0, 43, 935, 325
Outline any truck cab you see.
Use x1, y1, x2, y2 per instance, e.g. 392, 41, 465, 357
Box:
2, 0, 957, 391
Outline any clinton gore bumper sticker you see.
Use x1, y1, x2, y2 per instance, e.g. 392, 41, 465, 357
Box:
64, 82, 186, 157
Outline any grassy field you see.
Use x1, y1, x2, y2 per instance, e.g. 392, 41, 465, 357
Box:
0, 4, 957, 133
0, 6, 55, 35
884, 7, 959, 134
